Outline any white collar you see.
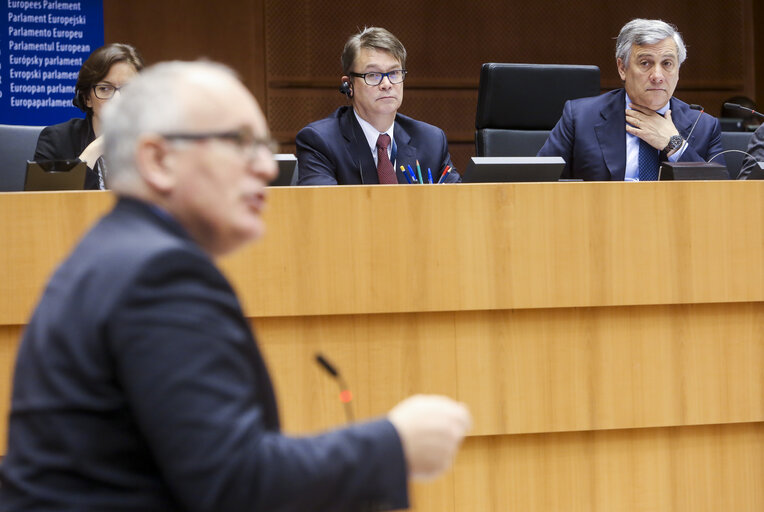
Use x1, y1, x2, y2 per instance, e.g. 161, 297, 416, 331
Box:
353, 109, 395, 153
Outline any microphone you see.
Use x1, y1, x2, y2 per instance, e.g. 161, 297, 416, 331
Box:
315, 353, 354, 422
723, 102, 764, 119
683, 103, 704, 146
708, 149, 764, 179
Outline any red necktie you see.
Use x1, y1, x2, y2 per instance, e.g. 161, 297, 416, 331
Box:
376, 134, 397, 184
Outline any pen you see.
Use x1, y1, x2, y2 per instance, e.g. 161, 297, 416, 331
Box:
400, 165, 412, 184
404, 165, 416, 183
437, 165, 451, 184
415, 160, 424, 184
427, 167, 433, 184
407, 164, 418, 183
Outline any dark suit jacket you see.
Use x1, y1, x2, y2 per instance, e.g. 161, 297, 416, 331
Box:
0, 198, 408, 512
739, 123, 764, 179
537, 89, 725, 180
296, 106, 459, 185
34, 116, 101, 189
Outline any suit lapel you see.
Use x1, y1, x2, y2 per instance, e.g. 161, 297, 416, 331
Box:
394, 121, 417, 184
594, 90, 627, 181
339, 107, 379, 184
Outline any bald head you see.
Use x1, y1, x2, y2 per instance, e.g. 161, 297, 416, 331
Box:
102, 61, 264, 193
101, 60, 277, 256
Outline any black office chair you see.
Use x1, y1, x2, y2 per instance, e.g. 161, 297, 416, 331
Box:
0, 124, 44, 191
718, 131, 754, 179
475, 63, 600, 157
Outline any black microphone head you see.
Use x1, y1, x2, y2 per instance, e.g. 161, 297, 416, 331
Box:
689, 104, 704, 111
723, 102, 743, 110
315, 353, 339, 377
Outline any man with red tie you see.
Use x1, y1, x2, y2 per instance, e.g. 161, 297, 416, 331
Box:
296, 27, 459, 185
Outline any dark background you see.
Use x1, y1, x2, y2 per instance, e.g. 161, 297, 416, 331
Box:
103, 0, 764, 171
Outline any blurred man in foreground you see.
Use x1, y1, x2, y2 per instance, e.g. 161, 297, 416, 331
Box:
0, 61, 471, 511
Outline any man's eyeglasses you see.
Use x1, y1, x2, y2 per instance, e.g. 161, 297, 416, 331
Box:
92, 84, 124, 100
161, 128, 279, 156
349, 69, 407, 86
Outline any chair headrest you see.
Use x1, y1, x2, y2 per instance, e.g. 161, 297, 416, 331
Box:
475, 63, 601, 130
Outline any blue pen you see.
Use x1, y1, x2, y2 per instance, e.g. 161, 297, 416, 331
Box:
400, 165, 412, 184
407, 164, 418, 183
427, 167, 433, 184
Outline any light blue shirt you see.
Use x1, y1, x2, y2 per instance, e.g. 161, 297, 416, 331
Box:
624, 93, 687, 181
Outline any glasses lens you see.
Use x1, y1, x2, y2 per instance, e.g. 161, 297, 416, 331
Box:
364, 72, 383, 86
94, 85, 115, 99
388, 70, 405, 84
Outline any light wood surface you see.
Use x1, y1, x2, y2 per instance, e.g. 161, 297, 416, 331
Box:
256, 304, 764, 438
429, 422, 764, 512
3, 182, 764, 324
1, 184, 762, 511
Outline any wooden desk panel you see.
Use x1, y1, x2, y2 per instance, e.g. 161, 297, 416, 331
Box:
1, 184, 762, 511
3, 182, 764, 325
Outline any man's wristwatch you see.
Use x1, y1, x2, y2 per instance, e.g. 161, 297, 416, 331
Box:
663, 134, 684, 153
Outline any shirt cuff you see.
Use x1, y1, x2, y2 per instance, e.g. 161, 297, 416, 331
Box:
668, 140, 688, 162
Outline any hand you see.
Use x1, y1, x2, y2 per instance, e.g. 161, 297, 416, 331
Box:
625, 103, 680, 151
78, 135, 105, 166
388, 394, 472, 481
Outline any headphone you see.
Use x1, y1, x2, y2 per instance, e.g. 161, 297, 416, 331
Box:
72, 85, 89, 113
339, 79, 353, 98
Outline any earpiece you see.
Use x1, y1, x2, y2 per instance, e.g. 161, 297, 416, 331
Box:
339, 80, 353, 98
72, 89, 87, 112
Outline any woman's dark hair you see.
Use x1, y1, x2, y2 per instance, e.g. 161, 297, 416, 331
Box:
73, 43, 145, 114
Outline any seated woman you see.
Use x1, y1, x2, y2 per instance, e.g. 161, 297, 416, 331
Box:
34, 43, 144, 189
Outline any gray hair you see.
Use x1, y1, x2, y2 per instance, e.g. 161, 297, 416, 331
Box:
341, 27, 407, 76
615, 19, 687, 66
102, 60, 237, 191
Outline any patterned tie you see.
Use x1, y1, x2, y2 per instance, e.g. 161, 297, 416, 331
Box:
376, 134, 397, 184
638, 139, 660, 181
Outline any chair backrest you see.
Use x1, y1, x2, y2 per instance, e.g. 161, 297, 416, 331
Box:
719, 131, 754, 179
476, 129, 551, 158
475, 63, 600, 157
0, 124, 44, 192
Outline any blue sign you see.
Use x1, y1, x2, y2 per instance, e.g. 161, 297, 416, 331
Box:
1, 0, 104, 126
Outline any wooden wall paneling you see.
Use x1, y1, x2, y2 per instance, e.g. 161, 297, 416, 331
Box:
262, 1, 755, 161
755, 0, 764, 104
0, 192, 113, 325
224, 182, 764, 317
1, 187, 763, 510
102, 1, 758, 161
442, 423, 764, 512
103, 0, 268, 107
0, 327, 22, 452
255, 303, 764, 437
4, 183, 764, 324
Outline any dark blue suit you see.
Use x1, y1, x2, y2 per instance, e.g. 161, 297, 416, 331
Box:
296, 106, 458, 185
538, 89, 725, 180
0, 197, 408, 512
